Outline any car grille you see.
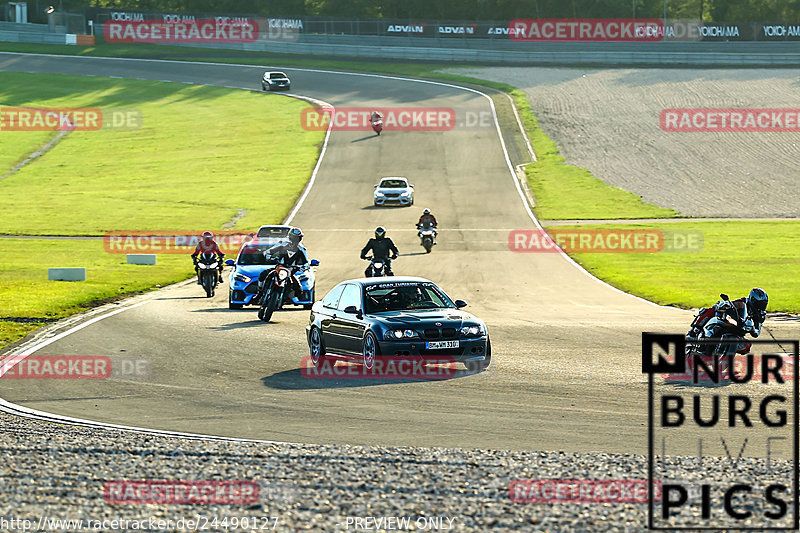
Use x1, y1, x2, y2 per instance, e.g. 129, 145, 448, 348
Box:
423, 327, 457, 339
385, 193, 400, 198
423, 328, 439, 339
244, 282, 259, 294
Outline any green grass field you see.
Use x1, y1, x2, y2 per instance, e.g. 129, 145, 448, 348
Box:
0, 70, 323, 349
0, 71, 323, 235
0, 238, 191, 347
562, 221, 800, 312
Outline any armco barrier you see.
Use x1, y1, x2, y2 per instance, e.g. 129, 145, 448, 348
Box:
177, 38, 800, 66
0, 30, 79, 45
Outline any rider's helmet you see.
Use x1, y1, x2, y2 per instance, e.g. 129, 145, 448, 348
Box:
375, 226, 386, 239
423, 208, 430, 215
202, 231, 213, 244
746, 288, 768, 317
288, 227, 303, 245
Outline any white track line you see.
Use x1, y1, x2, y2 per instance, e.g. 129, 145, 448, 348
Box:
0, 51, 675, 441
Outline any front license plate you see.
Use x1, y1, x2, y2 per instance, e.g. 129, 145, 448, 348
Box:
425, 340, 459, 349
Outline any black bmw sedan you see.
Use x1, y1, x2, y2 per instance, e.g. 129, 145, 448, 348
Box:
306, 277, 490, 372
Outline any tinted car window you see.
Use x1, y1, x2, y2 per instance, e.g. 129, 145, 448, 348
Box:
271, 72, 287, 79
322, 285, 345, 309
364, 283, 454, 314
257, 227, 290, 238
237, 244, 273, 265
380, 179, 407, 188
337, 284, 362, 311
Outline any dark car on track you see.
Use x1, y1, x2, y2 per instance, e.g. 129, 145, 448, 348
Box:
262, 71, 291, 91
306, 277, 491, 372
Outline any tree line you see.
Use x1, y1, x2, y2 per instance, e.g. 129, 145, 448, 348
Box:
64, 0, 800, 22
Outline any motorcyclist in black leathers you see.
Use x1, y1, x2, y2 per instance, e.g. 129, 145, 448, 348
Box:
360, 226, 398, 276
687, 287, 768, 356
257, 227, 309, 300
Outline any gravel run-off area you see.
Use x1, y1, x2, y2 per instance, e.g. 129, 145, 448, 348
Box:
1, 412, 795, 532
447, 67, 800, 218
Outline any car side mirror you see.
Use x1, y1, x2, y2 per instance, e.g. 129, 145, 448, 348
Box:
409, 184, 414, 188
455, 299, 468, 308
374, 184, 379, 188
225, 259, 235, 266
343, 305, 361, 317
310, 259, 320, 266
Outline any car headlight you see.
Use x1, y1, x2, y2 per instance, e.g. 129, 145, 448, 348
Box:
400, 191, 410, 196
384, 329, 418, 340
234, 273, 251, 283
375, 192, 385, 197
459, 325, 484, 337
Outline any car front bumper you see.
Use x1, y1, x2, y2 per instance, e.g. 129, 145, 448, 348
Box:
377, 336, 488, 362
374, 196, 412, 206
229, 280, 260, 305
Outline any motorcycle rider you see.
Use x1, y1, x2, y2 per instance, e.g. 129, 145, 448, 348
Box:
371, 110, 383, 135
258, 227, 309, 300
360, 226, 399, 276
687, 288, 768, 356
191, 231, 225, 284
417, 208, 438, 244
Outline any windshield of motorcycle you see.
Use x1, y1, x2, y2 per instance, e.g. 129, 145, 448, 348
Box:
363, 282, 455, 314
199, 252, 216, 263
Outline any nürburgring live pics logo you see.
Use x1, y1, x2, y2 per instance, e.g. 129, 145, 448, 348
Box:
642, 332, 799, 530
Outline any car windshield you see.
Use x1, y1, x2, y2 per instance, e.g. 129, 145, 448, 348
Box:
379, 179, 407, 189
257, 227, 290, 239
237, 244, 274, 266
270, 73, 287, 79
363, 282, 455, 314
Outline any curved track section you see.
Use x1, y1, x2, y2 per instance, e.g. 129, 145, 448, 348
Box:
2, 53, 794, 453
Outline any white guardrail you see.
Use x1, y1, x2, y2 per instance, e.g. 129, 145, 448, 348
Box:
1, 24, 799, 65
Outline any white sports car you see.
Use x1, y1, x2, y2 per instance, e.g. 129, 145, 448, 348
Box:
373, 177, 414, 207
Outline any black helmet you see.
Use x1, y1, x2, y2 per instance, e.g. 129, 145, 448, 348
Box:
423, 208, 430, 215
375, 226, 386, 238
746, 287, 768, 315
288, 227, 303, 245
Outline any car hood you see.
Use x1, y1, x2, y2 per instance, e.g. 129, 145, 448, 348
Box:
376, 187, 411, 194
373, 309, 478, 327
231, 264, 273, 278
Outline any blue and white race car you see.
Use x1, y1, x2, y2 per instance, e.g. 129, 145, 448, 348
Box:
227, 226, 319, 310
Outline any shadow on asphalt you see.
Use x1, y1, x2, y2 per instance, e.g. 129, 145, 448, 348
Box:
350, 134, 379, 143
360, 205, 414, 210
261, 364, 479, 390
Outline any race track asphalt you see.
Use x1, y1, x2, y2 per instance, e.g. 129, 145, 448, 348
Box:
2, 53, 797, 454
